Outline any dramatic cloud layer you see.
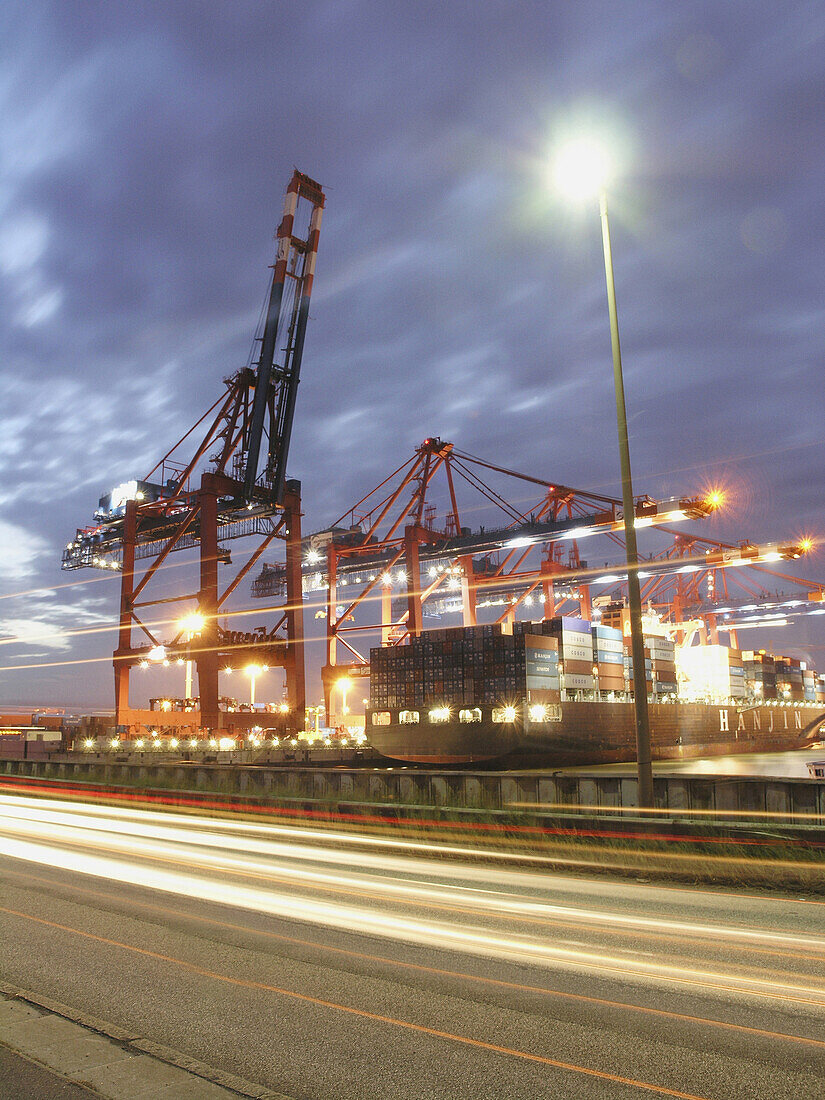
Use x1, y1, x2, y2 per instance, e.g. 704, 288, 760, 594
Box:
1, 1, 824, 707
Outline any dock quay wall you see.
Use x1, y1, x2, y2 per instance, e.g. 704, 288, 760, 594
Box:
1, 756, 823, 826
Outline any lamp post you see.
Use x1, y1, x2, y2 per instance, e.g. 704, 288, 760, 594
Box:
337, 677, 352, 723
553, 137, 653, 807
245, 664, 266, 707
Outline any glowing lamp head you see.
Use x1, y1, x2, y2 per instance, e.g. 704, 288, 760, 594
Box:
245, 664, 263, 677
552, 137, 614, 201
706, 489, 725, 510
800, 537, 814, 554
179, 612, 205, 634
337, 677, 352, 692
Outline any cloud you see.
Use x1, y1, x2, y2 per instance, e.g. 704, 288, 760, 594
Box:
0, 364, 181, 507
0, 518, 49, 581
0, 617, 70, 651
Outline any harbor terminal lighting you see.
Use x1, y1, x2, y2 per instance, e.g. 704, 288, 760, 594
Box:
553, 131, 653, 806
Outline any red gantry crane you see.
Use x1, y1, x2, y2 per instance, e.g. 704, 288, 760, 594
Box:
63, 170, 325, 733
251, 437, 721, 713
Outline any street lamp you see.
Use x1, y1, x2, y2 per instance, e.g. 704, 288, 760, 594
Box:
553, 135, 654, 807
337, 677, 352, 721
245, 664, 266, 707
177, 612, 204, 702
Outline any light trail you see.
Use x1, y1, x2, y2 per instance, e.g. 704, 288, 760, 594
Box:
6, 785, 824, 881
4, 780, 824, 883
8, 862, 824, 1054
16, 825, 820, 976
0, 902, 713, 1100
2, 795, 825, 1010
4, 796, 825, 955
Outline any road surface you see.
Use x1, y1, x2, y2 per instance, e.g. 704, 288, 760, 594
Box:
0, 791, 823, 1099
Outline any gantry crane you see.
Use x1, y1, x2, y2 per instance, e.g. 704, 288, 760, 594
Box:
250, 437, 820, 716
63, 170, 325, 731
251, 437, 721, 711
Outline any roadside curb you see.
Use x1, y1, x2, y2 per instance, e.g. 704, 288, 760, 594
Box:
0, 983, 294, 1099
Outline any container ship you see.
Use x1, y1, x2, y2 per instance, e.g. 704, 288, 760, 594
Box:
366, 618, 825, 765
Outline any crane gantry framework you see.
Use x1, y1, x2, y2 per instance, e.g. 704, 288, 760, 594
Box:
252, 436, 724, 709
248, 436, 819, 715
593, 528, 822, 647
62, 170, 325, 731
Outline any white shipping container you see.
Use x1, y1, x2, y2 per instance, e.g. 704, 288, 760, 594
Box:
562, 643, 594, 662
563, 674, 595, 689
558, 630, 593, 651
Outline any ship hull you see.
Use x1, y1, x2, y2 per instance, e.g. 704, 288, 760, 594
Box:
366, 701, 825, 766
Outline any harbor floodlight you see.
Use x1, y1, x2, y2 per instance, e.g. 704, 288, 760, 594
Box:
552, 136, 614, 201
245, 663, 266, 707
337, 677, 352, 716
179, 612, 205, 634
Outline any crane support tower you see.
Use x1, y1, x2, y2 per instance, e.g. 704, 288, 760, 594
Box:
62, 170, 325, 733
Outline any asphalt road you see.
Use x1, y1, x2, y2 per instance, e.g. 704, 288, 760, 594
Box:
0, 791, 823, 1100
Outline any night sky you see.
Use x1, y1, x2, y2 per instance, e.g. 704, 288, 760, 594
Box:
1, 1, 824, 711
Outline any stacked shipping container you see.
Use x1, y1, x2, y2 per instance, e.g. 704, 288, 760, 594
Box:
592, 624, 625, 693
369, 623, 823, 712
775, 657, 805, 701
369, 624, 561, 711
516, 617, 598, 696
623, 634, 677, 698
742, 651, 777, 700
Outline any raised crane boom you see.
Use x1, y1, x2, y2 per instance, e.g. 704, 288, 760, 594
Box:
244, 170, 325, 504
